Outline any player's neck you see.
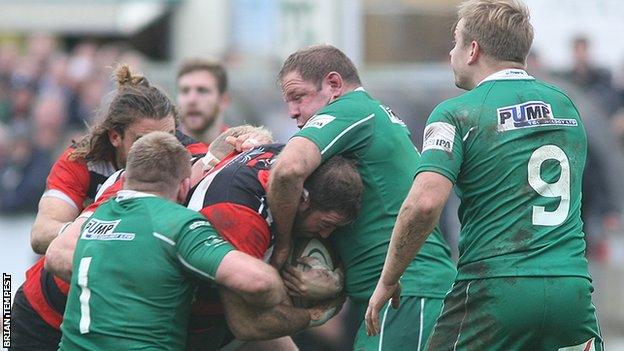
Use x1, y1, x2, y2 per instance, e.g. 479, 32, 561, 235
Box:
471, 61, 526, 89
122, 186, 176, 202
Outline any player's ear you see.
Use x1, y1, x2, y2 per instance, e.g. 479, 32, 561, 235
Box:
219, 91, 231, 110
325, 72, 343, 97
177, 177, 191, 204
108, 129, 123, 148
298, 188, 311, 212
468, 40, 479, 65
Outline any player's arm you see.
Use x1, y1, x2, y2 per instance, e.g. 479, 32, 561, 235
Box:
31, 197, 80, 254
267, 137, 321, 268
282, 257, 344, 300
177, 222, 284, 307
219, 284, 308, 341
31, 149, 90, 254
366, 173, 453, 335
44, 215, 89, 282
45, 172, 122, 280
216, 251, 286, 307
220, 284, 343, 341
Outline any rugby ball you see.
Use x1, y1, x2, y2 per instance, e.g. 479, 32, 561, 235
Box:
288, 237, 340, 307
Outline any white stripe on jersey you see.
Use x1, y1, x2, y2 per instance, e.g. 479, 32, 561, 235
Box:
153, 232, 176, 246
320, 114, 374, 155
187, 156, 237, 211
94, 169, 124, 202
42, 189, 79, 210
177, 254, 216, 280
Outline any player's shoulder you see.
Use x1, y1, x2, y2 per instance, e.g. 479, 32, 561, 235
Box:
175, 130, 208, 156
532, 79, 577, 104
146, 196, 198, 217
53, 145, 85, 166
47, 145, 90, 189
137, 195, 208, 231
428, 91, 477, 122
319, 88, 377, 120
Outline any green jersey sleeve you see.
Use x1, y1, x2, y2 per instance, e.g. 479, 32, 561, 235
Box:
175, 218, 234, 281
417, 103, 465, 183
295, 110, 374, 162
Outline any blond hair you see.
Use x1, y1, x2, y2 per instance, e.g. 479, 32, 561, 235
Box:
208, 125, 273, 160
124, 131, 191, 193
458, 0, 533, 64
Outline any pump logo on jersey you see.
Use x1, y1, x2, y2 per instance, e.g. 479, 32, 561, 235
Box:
497, 101, 578, 131
82, 218, 134, 241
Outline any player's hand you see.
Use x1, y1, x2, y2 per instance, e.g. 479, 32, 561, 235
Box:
365, 280, 401, 336
270, 241, 291, 269
282, 257, 343, 300
307, 294, 346, 327
225, 131, 273, 152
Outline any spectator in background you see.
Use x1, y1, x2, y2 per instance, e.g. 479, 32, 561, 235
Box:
530, 50, 623, 258
0, 90, 65, 213
177, 59, 230, 145
0, 131, 52, 213
7, 74, 36, 136
563, 36, 620, 116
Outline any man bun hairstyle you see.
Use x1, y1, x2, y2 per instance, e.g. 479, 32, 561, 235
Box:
70, 64, 178, 162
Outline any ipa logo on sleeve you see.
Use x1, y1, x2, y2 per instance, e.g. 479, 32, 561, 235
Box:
423, 122, 456, 153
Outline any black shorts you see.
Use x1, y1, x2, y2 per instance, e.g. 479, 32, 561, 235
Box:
9, 286, 61, 351
186, 317, 235, 351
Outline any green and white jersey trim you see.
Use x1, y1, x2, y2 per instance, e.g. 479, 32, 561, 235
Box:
319, 113, 375, 155
115, 190, 156, 202
477, 69, 535, 87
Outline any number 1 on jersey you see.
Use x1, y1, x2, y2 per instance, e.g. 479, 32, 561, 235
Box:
528, 145, 570, 226
77, 257, 93, 334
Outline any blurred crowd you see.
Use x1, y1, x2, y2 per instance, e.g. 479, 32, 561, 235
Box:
0, 35, 144, 213
1, 34, 624, 263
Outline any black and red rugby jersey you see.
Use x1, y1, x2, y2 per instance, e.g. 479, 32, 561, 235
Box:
21, 130, 206, 331
184, 143, 284, 333
186, 143, 285, 258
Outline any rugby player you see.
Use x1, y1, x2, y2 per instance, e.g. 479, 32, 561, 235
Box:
47, 126, 362, 350
266, 45, 456, 350
11, 65, 206, 351
366, 1, 603, 350
58, 132, 337, 350
177, 59, 230, 144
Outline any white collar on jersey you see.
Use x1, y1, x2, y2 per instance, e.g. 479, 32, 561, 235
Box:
353, 86, 366, 92
115, 190, 157, 202
476, 69, 534, 87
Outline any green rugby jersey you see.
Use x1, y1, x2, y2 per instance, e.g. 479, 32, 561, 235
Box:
296, 88, 456, 304
59, 190, 234, 351
417, 69, 590, 281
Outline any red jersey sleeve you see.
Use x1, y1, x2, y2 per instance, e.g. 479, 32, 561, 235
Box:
44, 147, 90, 211
200, 203, 271, 259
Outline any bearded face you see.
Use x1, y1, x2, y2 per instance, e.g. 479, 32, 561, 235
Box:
177, 70, 225, 135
